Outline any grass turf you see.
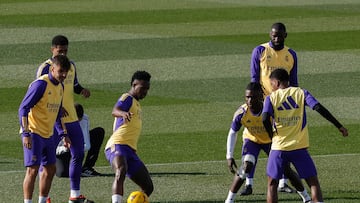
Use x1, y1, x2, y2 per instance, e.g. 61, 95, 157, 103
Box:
0, 0, 359, 202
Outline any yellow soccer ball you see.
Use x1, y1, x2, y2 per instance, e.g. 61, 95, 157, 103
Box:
127, 191, 149, 203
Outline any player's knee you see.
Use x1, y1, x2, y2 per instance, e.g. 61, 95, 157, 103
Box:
243, 154, 256, 165
26, 166, 40, 177
238, 154, 256, 179
43, 164, 56, 176
97, 127, 105, 137
114, 167, 126, 182
243, 154, 256, 169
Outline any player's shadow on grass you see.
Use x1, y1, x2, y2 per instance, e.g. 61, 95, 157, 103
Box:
90, 172, 207, 177
150, 172, 207, 177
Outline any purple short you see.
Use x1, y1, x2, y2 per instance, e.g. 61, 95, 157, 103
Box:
105, 144, 144, 178
242, 139, 271, 178
267, 148, 317, 179
242, 138, 271, 157
23, 133, 56, 167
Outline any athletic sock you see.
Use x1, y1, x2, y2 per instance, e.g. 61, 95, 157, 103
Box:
246, 178, 253, 186
297, 189, 311, 202
70, 190, 81, 198
38, 196, 47, 203
112, 194, 122, 203
225, 190, 236, 202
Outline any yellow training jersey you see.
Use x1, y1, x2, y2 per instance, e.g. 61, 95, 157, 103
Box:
26, 75, 63, 138
268, 87, 309, 151
37, 59, 78, 123
258, 43, 295, 96
105, 93, 142, 151
231, 104, 272, 144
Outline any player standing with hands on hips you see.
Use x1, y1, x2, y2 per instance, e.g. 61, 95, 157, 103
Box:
105, 71, 153, 203
19, 55, 70, 203
262, 68, 348, 203
36, 35, 93, 203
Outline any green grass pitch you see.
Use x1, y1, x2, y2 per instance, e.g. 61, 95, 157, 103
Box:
0, 0, 360, 202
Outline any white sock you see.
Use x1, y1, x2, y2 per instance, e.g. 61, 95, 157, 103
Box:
112, 194, 122, 203
279, 178, 287, 188
70, 190, 81, 198
297, 189, 311, 203
245, 178, 253, 186
24, 200, 32, 203
38, 196, 47, 203
225, 191, 236, 202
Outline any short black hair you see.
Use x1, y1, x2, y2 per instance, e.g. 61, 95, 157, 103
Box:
271, 22, 286, 32
52, 35, 69, 46
74, 103, 84, 119
269, 68, 289, 82
53, 55, 71, 71
246, 82, 263, 95
131, 71, 151, 85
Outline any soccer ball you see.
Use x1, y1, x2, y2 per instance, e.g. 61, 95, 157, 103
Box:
127, 191, 149, 203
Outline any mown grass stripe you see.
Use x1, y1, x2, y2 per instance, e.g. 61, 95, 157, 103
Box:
2, 16, 360, 45
1, 30, 360, 66
1, 5, 360, 27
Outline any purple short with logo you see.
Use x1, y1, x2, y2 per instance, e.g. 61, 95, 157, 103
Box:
267, 148, 317, 179
105, 144, 144, 178
23, 133, 56, 167
241, 139, 271, 178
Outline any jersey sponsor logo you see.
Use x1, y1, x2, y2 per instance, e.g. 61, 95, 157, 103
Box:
47, 103, 60, 112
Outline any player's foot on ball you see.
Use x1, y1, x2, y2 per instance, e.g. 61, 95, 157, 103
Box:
278, 183, 295, 193
68, 195, 95, 203
239, 185, 253, 196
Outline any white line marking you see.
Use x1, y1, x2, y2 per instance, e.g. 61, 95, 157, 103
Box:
1, 153, 359, 174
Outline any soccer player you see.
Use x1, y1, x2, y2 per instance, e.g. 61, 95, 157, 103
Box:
262, 68, 348, 203
243, 22, 298, 195
36, 35, 92, 203
19, 55, 70, 203
250, 22, 298, 97
56, 103, 104, 177
224, 82, 310, 203
105, 71, 154, 203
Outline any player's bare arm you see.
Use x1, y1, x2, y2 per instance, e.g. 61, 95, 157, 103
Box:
112, 107, 133, 122
227, 158, 238, 174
